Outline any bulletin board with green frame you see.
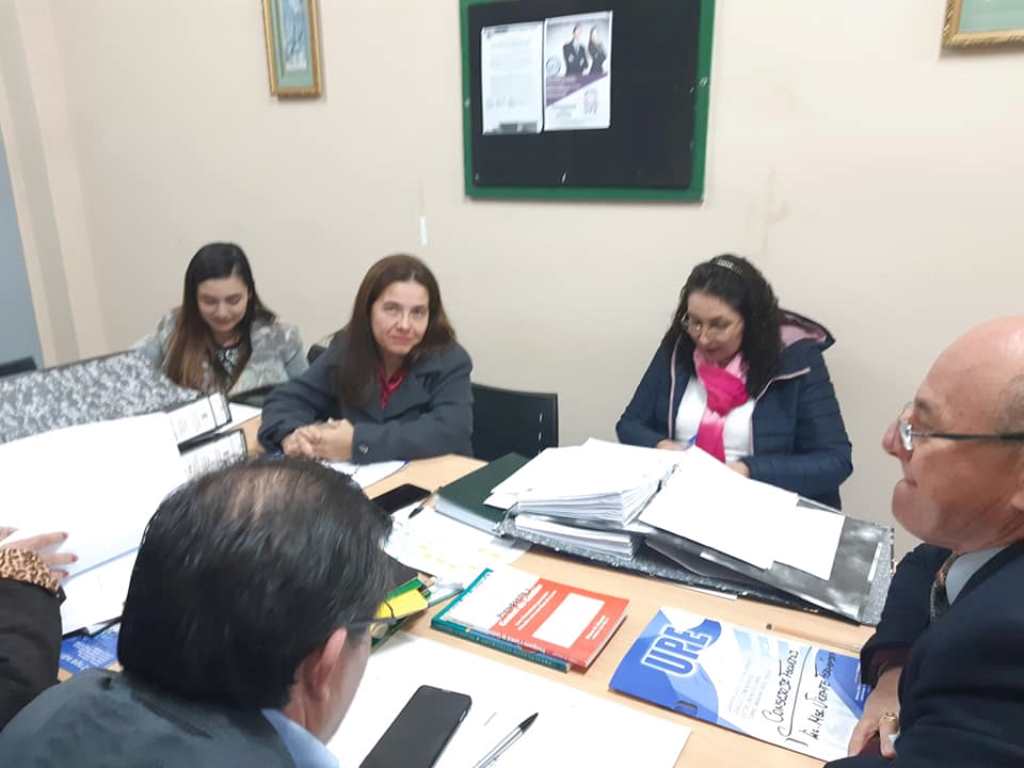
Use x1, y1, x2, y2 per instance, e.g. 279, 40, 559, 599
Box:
460, 0, 715, 202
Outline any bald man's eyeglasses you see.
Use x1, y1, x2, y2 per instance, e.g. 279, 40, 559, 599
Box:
897, 402, 1024, 453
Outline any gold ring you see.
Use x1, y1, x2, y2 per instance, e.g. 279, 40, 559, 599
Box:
879, 712, 899, 724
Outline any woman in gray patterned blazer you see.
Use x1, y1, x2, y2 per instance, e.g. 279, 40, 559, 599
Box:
135, 243, 307, 396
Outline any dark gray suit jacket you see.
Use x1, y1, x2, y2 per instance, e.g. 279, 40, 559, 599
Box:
258, 333, 473, 463
0, 669, 294, 766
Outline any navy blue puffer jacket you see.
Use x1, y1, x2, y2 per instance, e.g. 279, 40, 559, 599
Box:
615, 312, 852, 508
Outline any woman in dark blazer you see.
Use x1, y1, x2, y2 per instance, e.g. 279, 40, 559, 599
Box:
259, 254, 472, 463
616, 254, 852, 508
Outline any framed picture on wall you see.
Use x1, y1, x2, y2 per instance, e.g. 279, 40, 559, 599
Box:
944, 0, 1024, 47
263, 0, 322, 97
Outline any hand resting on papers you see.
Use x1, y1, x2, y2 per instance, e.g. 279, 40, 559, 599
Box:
0, 528, 77, 581
654, 440, 751, 477
847, 666, 901, 758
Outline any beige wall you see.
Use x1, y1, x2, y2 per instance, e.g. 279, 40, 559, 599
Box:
3, 0, 1024, 552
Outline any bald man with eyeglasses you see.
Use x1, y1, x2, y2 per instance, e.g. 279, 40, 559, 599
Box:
829, 317, 1024, 767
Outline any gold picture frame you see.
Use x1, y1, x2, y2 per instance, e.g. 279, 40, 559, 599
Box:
263, 0, 322, 97
944, 0, 1024, 48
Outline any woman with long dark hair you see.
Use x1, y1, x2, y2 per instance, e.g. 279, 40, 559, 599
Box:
136, 243, 306, 395
258, 254, 472, 462
616, 254, 852, 508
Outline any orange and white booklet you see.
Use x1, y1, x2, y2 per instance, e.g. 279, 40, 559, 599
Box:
434, 566, 629, 668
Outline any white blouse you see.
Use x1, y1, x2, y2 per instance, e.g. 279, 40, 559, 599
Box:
674, 376, 755, 462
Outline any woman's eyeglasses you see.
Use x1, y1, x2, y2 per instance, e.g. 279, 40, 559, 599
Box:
680, 313, 738, 341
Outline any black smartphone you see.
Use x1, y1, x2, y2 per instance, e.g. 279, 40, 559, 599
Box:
360, 685, 472, 768
373, 483, 431, 515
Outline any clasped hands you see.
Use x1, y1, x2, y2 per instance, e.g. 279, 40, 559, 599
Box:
281, 419, 355, 461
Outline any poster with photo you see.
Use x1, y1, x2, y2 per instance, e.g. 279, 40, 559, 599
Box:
481, 22, 544, 135
543, 11, 613, 132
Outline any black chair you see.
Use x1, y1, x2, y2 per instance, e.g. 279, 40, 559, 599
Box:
471, 383, 558, 461
0, 356, 37, 379
307, 343, 328, 364
230, 385, 275, 408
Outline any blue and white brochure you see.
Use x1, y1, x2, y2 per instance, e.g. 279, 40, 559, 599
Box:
610, 608, 871, 762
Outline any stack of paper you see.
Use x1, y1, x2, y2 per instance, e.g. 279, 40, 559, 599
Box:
491, 440, 678, 526
512, 514, 640, 558
639, 447, 844, 580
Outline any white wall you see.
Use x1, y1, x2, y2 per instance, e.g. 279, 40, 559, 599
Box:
3, 0, 1024, 553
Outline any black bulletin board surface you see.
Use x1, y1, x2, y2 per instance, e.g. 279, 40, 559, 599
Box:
461, 0, 715, 202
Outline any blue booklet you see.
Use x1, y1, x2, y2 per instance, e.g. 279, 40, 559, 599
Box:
610, 608, 871, 762
59, 624, 120, 675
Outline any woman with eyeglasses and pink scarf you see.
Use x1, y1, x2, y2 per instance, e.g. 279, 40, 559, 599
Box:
616, 254, 852, 509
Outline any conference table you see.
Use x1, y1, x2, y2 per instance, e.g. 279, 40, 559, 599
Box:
238, 420, 876, 768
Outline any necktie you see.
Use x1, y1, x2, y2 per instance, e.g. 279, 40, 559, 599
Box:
929, 552, 959, 621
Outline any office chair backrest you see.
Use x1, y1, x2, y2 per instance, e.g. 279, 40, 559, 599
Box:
230, 385, 276, 408
0, 356, 37, 380
471, 383, 558, 462
307, 330, 336, 365
307, 344, 328, 364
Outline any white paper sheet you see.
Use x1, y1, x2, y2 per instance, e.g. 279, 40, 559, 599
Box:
0, 414, 187, 576
326, 460, 406, 490
772, 503, 845, 581
331, 634, 689, 768
60, 550, 137, 635
385, 504, 527, 587
639, 448, 843, 580
491, 443, 672, 500
218, 403, 262, 432
640, 447, 793, 571
481, 22, 544, 135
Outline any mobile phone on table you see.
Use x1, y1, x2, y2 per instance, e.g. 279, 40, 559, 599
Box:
373, 483, 431, 515
360, 685, 472, 768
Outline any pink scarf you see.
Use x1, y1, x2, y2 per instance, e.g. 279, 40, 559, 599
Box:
693, 350, 749, 462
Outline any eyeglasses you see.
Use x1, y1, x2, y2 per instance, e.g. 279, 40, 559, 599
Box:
350, 602, 405, 642
680, 313, 739, 341
896, 402, 1024, 454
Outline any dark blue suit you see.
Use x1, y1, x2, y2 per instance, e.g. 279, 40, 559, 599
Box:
615, 315, 852, 508
563, 41, 588, 76
828, 542, 1024, 767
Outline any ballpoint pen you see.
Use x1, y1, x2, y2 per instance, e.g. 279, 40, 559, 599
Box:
471, 713, 538, 768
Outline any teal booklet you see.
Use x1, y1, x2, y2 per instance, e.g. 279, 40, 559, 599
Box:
610, 608, 870, 762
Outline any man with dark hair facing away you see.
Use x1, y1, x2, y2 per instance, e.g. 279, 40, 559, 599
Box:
0, 457, 393, 767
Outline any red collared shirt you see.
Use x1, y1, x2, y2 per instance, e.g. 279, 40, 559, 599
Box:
378, 367, 407, 409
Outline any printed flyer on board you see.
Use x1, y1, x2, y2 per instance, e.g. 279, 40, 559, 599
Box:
480, 10, 613, 134
610, 608, 871, 762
